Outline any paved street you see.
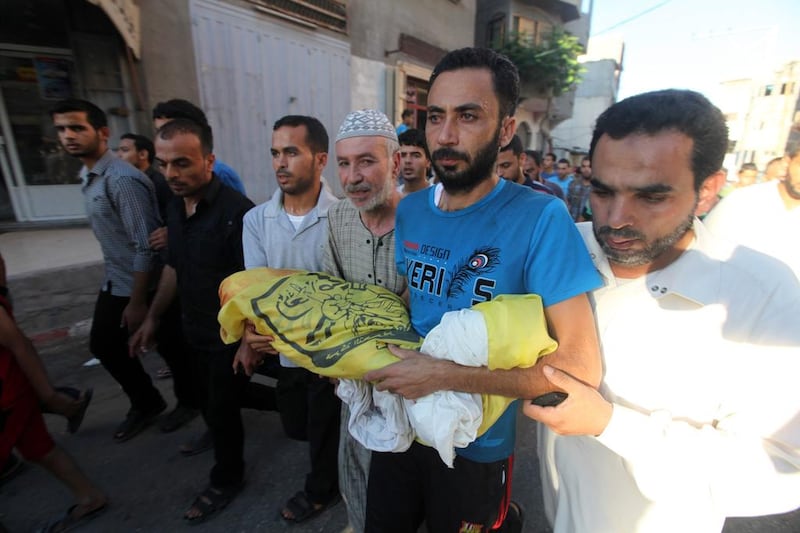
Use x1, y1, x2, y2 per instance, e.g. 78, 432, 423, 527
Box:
2, 332, 798, 532
0, 333, 552, 533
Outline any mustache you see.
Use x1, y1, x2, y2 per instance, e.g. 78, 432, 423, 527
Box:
276, 170, 292, 178
345, 184, 371, 194
595, 226, 645, 240
432, 148, 469, 163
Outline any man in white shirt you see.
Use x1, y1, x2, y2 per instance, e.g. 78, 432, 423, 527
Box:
704, 143, 800, 280
236, 115, 342, 524
525, 89, 800, 533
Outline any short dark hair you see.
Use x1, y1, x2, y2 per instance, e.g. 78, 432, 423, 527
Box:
590, 89, 728, 190
557, 158, 571, 166
49, 99, 107, 129
398, 128, 431, 160
767, 156, 784, 166
402, 109, 414, 119
500, 135, 523, 156
581, 156, 591, 164
272, 115, 329, 154
545, 152, 557, 160
525, 150, 542, 167
739, 162, 758, 173
430, 47, 520, 119
152, 99, 209, 127
156, 118, 213, 155
121, 133, 155, 164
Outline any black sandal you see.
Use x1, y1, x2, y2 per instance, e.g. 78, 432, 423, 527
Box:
184, 483, 243, 525
280, 491, 341, 523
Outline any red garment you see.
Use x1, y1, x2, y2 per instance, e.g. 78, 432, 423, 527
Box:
0, 294, 55, 462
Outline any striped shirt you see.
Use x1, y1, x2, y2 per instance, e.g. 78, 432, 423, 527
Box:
80, 150, 160, 297
323, 199, 406, 296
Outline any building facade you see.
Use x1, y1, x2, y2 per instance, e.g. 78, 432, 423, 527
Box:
0, 0, 480, 224
474, 0, 586, 151
550, 35, 623, 159
721, 60, 800, 174
0, 0, 141, 222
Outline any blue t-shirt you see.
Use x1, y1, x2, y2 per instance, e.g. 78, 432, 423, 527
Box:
395, 179, 600, 462
546, 175, 573, 197
213, 160, 247, 195
540, 170, 558, 181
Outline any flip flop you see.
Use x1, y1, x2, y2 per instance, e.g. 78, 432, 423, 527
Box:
280, 491, 341, 523
67, 388, 93, 434
36, 502, 107, 533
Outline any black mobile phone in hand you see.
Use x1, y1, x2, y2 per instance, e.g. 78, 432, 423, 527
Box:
531, 391, 568, 407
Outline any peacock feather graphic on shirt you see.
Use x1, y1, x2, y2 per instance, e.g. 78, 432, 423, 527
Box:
446, 246, 501, 297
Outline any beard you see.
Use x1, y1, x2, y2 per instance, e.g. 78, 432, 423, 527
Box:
594, 209, 696, 267
784, 175, 800, 200
432, 127, 501, 193
346, 174, 393, 213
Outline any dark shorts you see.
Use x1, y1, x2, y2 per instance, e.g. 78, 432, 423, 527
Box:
0, 387, 55, 463
365, 441, 512, 533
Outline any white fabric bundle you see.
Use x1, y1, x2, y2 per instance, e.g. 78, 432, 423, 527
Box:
337, 308, 489, 467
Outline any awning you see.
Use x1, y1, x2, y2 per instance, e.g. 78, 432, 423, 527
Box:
87, 0, 141, 58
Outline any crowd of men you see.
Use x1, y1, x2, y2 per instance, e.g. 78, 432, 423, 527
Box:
1, 45, 799, 533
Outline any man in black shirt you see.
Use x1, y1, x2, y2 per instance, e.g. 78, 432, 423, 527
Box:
129, 119, 254, 523
117, 132, 198, 432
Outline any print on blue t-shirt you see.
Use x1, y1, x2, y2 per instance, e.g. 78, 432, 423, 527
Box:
395, 179, 601, 462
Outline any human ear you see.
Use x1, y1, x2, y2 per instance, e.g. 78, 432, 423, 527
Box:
498, 116, 516, 149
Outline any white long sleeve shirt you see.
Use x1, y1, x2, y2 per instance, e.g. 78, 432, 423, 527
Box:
539, 221, 800, 533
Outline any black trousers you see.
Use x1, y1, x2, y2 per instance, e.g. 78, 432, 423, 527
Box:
154, 299, 196, 408
365, 441, 512, 533
277, 366, 340, 504
193, 343, 277, 488
89, 290, 164, 412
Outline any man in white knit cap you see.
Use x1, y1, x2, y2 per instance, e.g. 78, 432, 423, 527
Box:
324, 108, 406, 533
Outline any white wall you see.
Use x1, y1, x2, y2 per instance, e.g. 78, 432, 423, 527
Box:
350, 56, 388, 112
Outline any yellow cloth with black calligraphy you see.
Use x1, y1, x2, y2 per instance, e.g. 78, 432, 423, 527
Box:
217, 268, 558, 436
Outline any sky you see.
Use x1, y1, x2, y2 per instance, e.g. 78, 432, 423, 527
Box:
589, 0, 800, 103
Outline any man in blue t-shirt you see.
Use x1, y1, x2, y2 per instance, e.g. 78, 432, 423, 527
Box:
363, 48, 603, 533
547, 158, 575, 197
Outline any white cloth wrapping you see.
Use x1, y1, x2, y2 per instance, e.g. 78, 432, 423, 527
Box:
336, 308, 489, 467
335, 378, 415, 454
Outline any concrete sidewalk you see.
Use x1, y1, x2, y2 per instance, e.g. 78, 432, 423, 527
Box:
1, 227, 102, 340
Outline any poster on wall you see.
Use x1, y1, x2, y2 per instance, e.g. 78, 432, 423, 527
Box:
32, 57, 73, 100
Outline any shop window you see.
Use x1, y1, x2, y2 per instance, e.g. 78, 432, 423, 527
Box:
0, 54, 81, 186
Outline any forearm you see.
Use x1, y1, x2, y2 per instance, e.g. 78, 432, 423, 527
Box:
146, 266, 176, 320
129, 270, 151, 306
423, 359, 566, 399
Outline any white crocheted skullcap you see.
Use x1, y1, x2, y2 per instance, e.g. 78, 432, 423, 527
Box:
335, 109, 398, 143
